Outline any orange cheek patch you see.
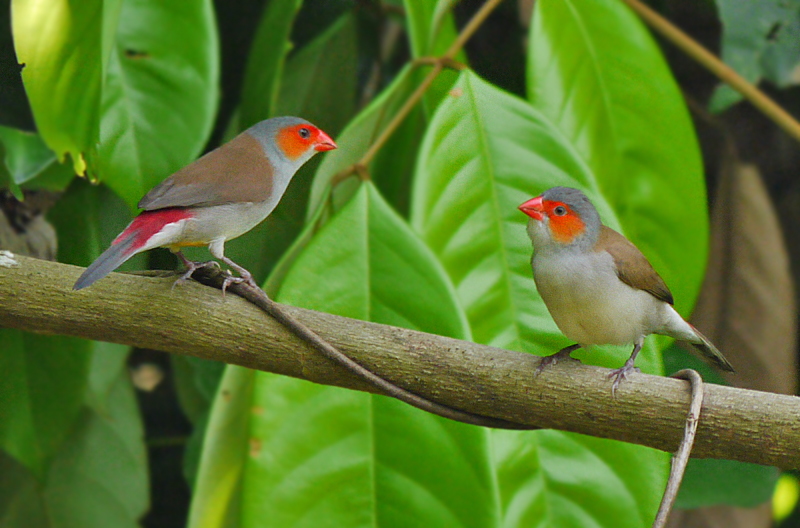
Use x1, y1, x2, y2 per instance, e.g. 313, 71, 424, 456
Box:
276, 125, 311, 160
549, 215, 585, 244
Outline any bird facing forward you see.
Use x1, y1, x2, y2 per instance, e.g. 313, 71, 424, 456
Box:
518, 186, 733, 393
73, 116, 337, 292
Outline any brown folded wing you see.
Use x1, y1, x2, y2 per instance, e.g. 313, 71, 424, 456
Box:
596, 225, 674, 305
138, 132, 274, 210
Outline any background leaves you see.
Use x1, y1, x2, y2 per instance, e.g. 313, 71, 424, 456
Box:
2, 0, 793, 526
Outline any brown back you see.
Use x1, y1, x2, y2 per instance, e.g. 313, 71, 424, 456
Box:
595, 225, 674, 305
138, 132, 274, 210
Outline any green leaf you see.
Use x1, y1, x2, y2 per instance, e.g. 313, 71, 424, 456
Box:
10, 0, 110, 175
403, 0, 464, 114
0, 331, 91, 476
187, 365, 255, 528
275, 13, 357, 134
411, 70, 669, 525
306, 65, 419, 220
494, 431, 666, 527
676, 459, 779, 509
0, 179, 137, 475
239, 0, 303, 129
192, 182, 500, 527
0, 364, 148, 528
527, 0, 708, 314
97, 0, 219, 209
711, 0, 800, 111
0, 126, 55, 186
250, 183, 490, 527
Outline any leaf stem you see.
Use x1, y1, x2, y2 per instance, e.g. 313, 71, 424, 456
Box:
355, 0, 505, 169
621, 0, 800, 144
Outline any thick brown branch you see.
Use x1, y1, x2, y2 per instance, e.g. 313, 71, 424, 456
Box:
2, 254, 800, 469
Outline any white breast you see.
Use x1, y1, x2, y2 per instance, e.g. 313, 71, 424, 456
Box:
180, 201, 278, 245
532, 249, 667, 346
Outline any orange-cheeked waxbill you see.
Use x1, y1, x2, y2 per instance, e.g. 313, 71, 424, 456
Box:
73, 116, 337, 291
518, 186, 733, 393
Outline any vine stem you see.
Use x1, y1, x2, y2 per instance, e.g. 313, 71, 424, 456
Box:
622, 0, 800, 143
357, 0, 505, 169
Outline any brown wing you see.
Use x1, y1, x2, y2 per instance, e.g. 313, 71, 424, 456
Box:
138, 132, 274, 210
596, 225, 674, 305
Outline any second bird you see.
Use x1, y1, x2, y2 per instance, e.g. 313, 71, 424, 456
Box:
73, 116, 337, 292
519, 186, 733, 393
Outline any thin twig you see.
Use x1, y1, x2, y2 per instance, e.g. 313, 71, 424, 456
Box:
621, 0, 800, 144
653, 369, 705, 527
190, 266, 533, 430
347, 0, 506, 172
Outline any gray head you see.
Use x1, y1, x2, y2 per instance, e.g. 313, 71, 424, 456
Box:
246, 116, 337, 170
519, 186, 602, 252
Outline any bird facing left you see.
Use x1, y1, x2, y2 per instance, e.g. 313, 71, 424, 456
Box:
518, 186, 733, 394
73, 116, 337, 292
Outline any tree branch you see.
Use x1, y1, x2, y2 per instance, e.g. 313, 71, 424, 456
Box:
3, 253, 800, 469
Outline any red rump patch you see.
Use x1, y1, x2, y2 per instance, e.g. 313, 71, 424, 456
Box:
114, 208, 193, 250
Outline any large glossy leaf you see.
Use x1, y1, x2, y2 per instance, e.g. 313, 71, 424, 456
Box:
0, 363, 148, 528
239, 0, 303, 129
494, 431, 665, 527
12, 0, 219, 208
187, 366, 255, 528
411, 70, 669, 526
10, 0, 112, 175
527, 0, 708, 314
97, 0, 219, 209
0, 331, 91, 476
0, 178, 141, 477
192, 182, 501, 527
254, 182, 490, 527
711, 0, 800, 111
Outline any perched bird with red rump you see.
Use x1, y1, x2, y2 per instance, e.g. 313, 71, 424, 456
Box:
73, 116, 336, 292
519, 186, 733, 393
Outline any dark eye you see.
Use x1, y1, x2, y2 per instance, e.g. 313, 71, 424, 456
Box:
298, 127, 311, 139
553, 206, 567, 216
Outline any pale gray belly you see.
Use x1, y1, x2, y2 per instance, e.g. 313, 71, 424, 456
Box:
533, 252, 663, 346
181, 201, 275, 244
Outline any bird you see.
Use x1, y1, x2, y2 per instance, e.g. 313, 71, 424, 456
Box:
518, 186, 733, 394
73, 116, 337, 292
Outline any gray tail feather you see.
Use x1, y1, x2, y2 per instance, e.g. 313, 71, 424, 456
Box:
73, 236, 137, 290
688, 324, 735, 373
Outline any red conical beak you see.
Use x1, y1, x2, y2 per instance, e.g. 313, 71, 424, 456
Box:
519, 195, 544, 221
315, 130, 338, 152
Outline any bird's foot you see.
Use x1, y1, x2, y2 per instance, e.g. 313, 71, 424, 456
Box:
172, 260, 220, 289
607, 362, 641, 397
534, 344, 582, 377
220, 269, 259, 295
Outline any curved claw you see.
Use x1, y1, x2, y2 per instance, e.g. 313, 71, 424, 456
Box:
607, 364, 641, 397
220, 270, 259, 296
172, 260, 220, 289
534, 344, 582, 377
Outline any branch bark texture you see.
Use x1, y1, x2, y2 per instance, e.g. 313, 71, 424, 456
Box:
2, 254, 800, 469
